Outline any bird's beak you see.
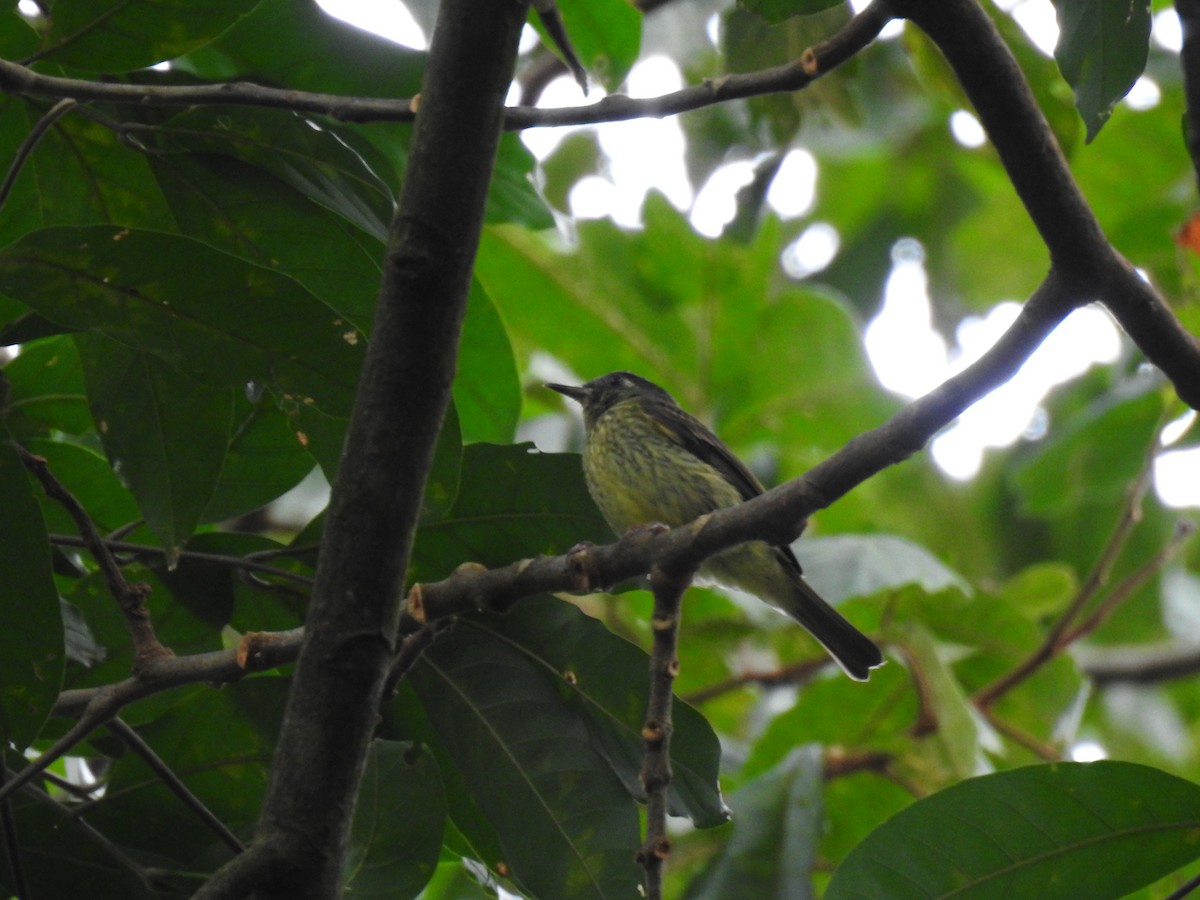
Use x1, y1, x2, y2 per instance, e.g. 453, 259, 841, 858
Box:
546, 382, 588, 404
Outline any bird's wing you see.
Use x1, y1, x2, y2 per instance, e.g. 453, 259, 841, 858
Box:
648, 398, 808, 579
647, 399, 765, 501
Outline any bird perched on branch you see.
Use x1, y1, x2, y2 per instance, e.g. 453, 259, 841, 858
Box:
548, 371, 883, 681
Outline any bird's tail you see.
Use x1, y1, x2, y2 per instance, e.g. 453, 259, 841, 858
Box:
783, 576, 884, 681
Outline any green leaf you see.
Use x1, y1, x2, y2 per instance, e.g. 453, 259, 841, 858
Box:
826, 761, 1200, 899
155, 531, 305, 632
26, 0, 260, 72
77, 334, 233, 553
155, 106, 396, 241
740, 0, 846, 25
0, 100, 176, 244
0, 432, 62, 751
1010, 387, 1163, 519
892, 622, 981, 780
344, 741, 446, 898
684, 746, 823, 900
407, 606, 645, 900
150, 152, 386, 329
744, 659, 916, 779
1053, 0, 1152, 142
455, 280, 521, 444
485, 134, 555, 230
469, 596, 726, 827
0, 226, 366, 416
203, 396, 317, 524
184, 0, 425, 99
800, 534, 971, 603
24, 437, 142, 536
1, 334, 92, 440
422, 401, 463, 524
410, 443, 611, 583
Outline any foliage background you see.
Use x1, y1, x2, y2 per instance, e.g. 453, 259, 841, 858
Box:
1, 0, 1199, 897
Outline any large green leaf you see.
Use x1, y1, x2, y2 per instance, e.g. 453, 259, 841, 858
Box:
344, 740, 446, 899
0, 432, 62, 752
0, 226, 366, 416
77, 334, 233, 553
410, 442, 611, 583
683, 746, 823, 900
0, 99, 177, 247
22, 0, 260, 72
405, 603, 647, 900
1053, 0, 1152, 141
182, 0, 425, 99
826, 762, 1200, 899
467, 596, 726, 827
150, 151, 385, 328
154, 106, 395, 241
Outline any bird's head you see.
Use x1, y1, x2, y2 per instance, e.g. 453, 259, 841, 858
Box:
547, 371, 675, 426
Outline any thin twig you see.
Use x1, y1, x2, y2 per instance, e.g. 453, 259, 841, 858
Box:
107, 718, 245, 854
978, 708, 1061, 761
18, 447, 173, 669
0, 97, 76, 213
682, 657, 828, 704
1163, 865, 1200, 900
974, 430, 1163, 711
48, 534, 316, 586
1059, 520, 1196, 645
637, 565, 689, 900
382, 620, 453, 701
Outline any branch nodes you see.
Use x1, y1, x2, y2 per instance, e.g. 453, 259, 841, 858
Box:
637, 563, 690, 900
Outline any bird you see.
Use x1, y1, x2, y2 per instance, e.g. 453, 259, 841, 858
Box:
547, 371, 883, 681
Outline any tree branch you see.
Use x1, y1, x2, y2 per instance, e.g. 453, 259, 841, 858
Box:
0, 3, 890, 132
1, 630, 301, 806
892, 0, 1200, 410
199, 0, 534, 896
1079, 640, 1200, 685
